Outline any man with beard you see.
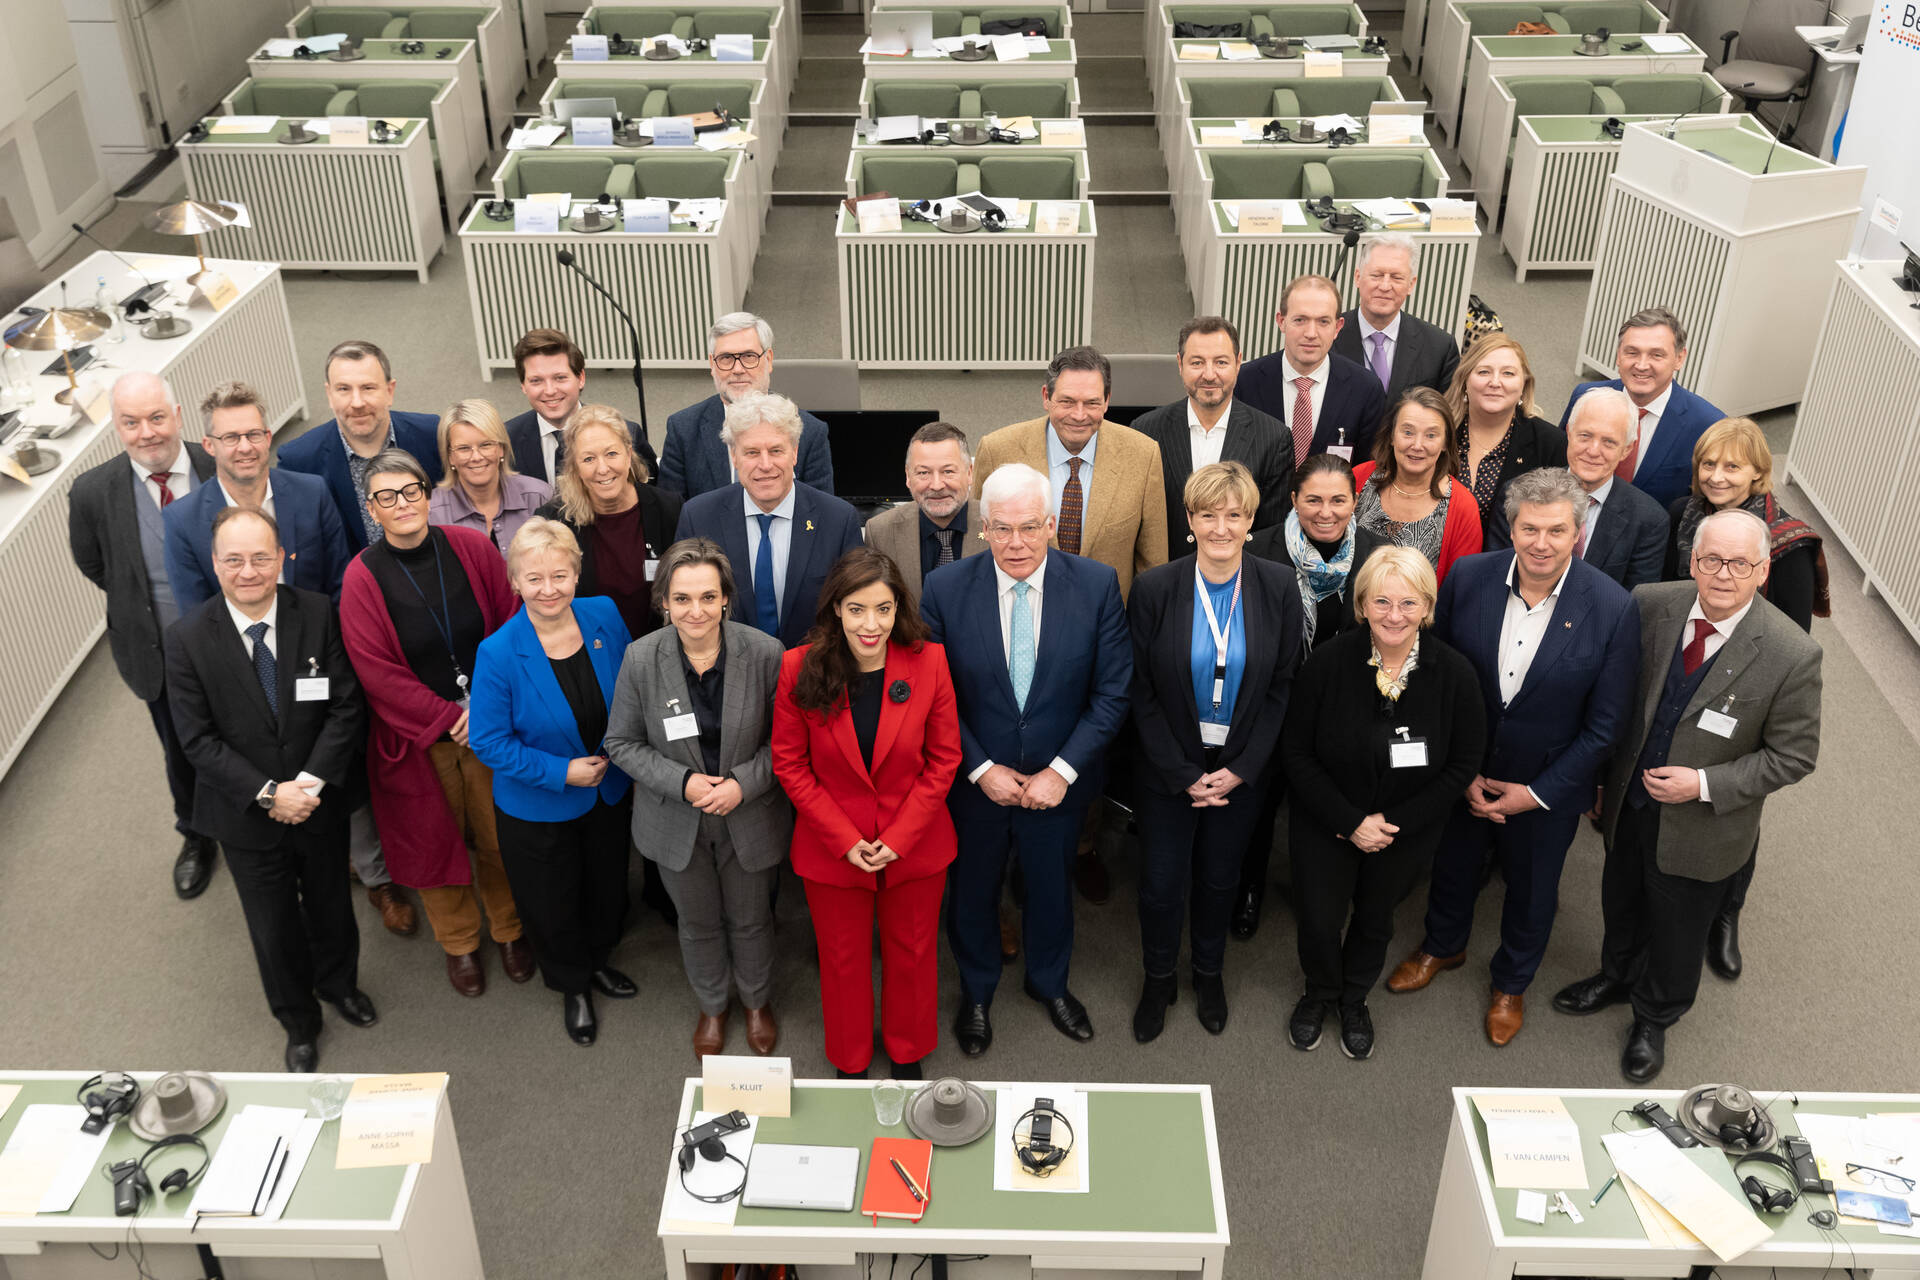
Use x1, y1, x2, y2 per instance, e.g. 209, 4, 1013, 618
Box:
863, 421, 985, 612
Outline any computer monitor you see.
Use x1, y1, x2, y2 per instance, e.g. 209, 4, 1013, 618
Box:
555, 96, 620, 122
816, 409, 940, 506
869, 9, 936, 53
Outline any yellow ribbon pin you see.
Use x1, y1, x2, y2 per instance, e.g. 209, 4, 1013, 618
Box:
806, 519, 815, 531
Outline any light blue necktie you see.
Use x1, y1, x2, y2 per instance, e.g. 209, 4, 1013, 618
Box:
1009, 580, 1035, 710
752, 512, 780, 637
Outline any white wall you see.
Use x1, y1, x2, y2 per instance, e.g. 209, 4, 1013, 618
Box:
0, 0, 112, 265
1836, 0, 1920, 258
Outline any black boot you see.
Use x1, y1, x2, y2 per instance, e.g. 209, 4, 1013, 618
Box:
1132, 973, 1177, 1043
1192, 971, 1228, 1035
1707, 909, 1742, 980
1229, 887, 1263, 940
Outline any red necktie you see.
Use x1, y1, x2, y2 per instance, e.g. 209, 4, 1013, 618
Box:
1290, 376, 1315, 466
1682, 617, 1714, 675
149, 472, 175, 507
1057, 456, 1084, 555
1614, 407, 1647, 484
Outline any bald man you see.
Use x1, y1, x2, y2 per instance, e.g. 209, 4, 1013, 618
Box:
67, 372, 221, 898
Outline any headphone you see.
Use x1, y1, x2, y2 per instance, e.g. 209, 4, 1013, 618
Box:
1260, 119, 1292, 142
1362, 33, 1389, 53
1011, 1099, 1075, 1176
1735, 1152, 1800, 1215
1323, 126, 1357, 149
107, 1135, 211, 1216
483, 197, 513, 221
291, 42, 316, 58
981, 206, 1007, 232
78, 1073, 141, 1135
609, 32, 639, 53
986, 125, 1024, 144
182, 121, 211, 144
675, 1129, 747, 1204
1717, 1112, 1769, 1152
398, 38, 425, 53
1600, 116, 1625, 139
369, 118, 401, 143
903, 198, 938, 224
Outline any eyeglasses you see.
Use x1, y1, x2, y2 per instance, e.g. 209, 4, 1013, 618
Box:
216, 553, 279, 572
1846, 1164, 1917, 1193
984, 522, 1048, 544
208, 428, 271, 447
1697, 554, 1759, 578
710, 350, 765, 371
369, 482, 428, 507
448, 442, 502, 461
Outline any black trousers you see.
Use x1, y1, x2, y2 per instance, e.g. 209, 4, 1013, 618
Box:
225, 820, 360, 1040
1723, 840, 1758, 914
145, 686, 203, 840
1290, 821, 1429, 1008
1599, 801, 1739, 1027
494, 799, 631, 994
1136, 782, 1265, 978
1236, 785, 1285, 899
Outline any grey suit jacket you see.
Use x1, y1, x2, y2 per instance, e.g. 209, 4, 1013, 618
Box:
604, 621, 793, 872
863, 499, 986, 610
1601, 581, 1822, 881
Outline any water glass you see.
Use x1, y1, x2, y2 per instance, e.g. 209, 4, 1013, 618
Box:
872, 1080, 908, 1127
308, 1076, 350, 1121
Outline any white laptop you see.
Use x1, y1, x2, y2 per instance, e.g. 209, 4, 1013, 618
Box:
741, 1144, 862, 1210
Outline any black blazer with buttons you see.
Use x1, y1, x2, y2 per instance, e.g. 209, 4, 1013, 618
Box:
1130, 398, 1295, 542
1331, 308, 1461, 402
1473, 413, 1567, 542
1247, 521, 1389, 653
165, 586, 365, 850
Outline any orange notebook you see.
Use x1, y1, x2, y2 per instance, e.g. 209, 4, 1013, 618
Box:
860, 1137, 933, 1223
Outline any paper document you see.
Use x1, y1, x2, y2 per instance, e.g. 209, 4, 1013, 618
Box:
1799, 1113, 1920, 1235
1178, 42, 1220, 59
1641, 33, 1690, 52
0, 1086, 20, 1123
1368, 111, 1426, 145
335, 1073, 446, 1169
644, 35, 692, 56
303, 33, 348, 52
990, 34, 1029, 60
211, 116, 278, 134
661, 1110, 758, 1229
994, 1085, 1089, 1192
1201, 126, 1242, 146
1307, 113, 1365, 133
695, 128, 755, 151
1601, 1128, 1771, 1261
193, 1104, 308, 1220
1033, 200, 1079, 233
1024, 35, 1051, 50
1303, 32, 1360, 49
1219, 40, 1258, 60
1618, 1170, 1701, 1248
999, 115, 1040, 138
261, 34, 345, 56
1474, 1095, 1589, 1189
0, 1105, 113, 1215
930, 35, 971, 52
1039, 119, 1082, 145
1350, 198, 1427, 227
507, 124, 565, 149
1303, 50, 1343, 75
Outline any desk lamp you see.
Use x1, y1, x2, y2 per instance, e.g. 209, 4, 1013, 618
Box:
143, 200, 241, 292
4, 306, 109, 407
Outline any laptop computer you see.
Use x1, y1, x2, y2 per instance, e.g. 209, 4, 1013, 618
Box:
742, 1144, 862, 1210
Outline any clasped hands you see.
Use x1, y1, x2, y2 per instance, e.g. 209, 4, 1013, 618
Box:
977, 763, 1068, 810
1465, 775, 1541, 824
683, 772, 744, 815
1343, 812, 1398, 851
844, 839, 900, 873
1184, 768, 1243, 809
267, 783, 321, 825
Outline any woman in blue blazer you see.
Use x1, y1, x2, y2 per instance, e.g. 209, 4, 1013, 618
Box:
469, 517, 634, 1046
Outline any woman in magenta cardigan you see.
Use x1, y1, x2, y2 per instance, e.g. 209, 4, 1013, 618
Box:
1352, 387, 1483, 586
339, 449, 532, 997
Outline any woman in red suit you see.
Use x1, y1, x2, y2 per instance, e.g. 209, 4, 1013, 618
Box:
772, 546, 961, 1080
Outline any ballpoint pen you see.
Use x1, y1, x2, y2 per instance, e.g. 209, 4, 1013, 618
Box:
889, 1155, 926, 1203
1591, 1173, 1619, 1207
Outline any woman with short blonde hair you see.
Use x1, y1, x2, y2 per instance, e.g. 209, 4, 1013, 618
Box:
428, 398, 552, 554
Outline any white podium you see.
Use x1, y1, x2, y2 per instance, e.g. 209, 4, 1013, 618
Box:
1577, 116, 1865, 417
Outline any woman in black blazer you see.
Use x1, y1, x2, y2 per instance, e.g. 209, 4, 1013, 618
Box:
1281, 546, 1486, 1061
1127, 462, 1301, 1044
1445, 333, 1565, 541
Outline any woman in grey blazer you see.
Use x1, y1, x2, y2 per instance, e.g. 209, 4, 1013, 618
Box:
605, 538, 792, 1060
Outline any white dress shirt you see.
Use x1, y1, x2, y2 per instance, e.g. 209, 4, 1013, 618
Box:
132, 444, 192, 510
1498, 557, 1572, 808
1629, 382, 1674, 479
741, 483, 796, 613
1044, 422, 1098, 520
965, 554, 1079, 787
1677, 594, 1756, 803
1280, 355, 1331, 436
540, 414, 566, 481
217, 479, 286, 583
1187, 397, 1233, 470
1581, 477, 1615, 559
226, 595, 327, 800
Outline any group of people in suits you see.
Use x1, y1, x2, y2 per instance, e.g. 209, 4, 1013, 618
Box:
65, 264, 1827, 1084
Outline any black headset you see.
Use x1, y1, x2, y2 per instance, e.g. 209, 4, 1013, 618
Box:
1718, 1112, 1769, 1152
1011, 1100, 1075, 1176
986, 125, 1024, 144
1600, 116, 1626, 139
1735, 1152, 1800, 1215
981, 206, 1008, 232
675, 1132, 747, 1204
903, 198, 938, 224
1323, 126, 1357, 149
398, 38, 425, 53
107, 1135, 211, 1216
483, 197, 514, 221
78, 1073, 141, 1135
1260, 119, 1292, 142
291, 42, 316, 58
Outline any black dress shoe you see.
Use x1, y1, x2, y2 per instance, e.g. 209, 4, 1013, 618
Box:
1707, 911, 1743, 981
1023, 980, 1094, 1041
1338, 1002, 1375, 1060
891, 1059, 923, 1080
1191, 971, 1228, 1035
173, 836, 216, 899
1287, 995, 1326, 1051
1622, 1018, 1665, 1083
565, 992, 597, 1046
1229, 888, 1262, 940
591, 966, 638, 999
285, 1035, 319, 1073
952, 1002, 993, 1056
1132, 973, 1177, 1043
1552, 972, 1631, 1016
327, 990, 378, 1027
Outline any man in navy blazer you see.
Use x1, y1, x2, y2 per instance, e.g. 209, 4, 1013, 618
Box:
672, 391, 862, 648
922, 462, 1132, 1056
503, 327, 658, 484
659, 313, 833, 500
1559, 306, 1723, 511
166, 382, 354, 612
1386, 469, 1640, 1047
275, 339, 443, 553
1234, 275, 1387, 469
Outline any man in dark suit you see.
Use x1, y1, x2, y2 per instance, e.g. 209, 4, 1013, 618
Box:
503, 327, 658, 484
275, 338, 444, 553
922, 462, 1132, 1054
1330, 234, 1461, 401
659, 312, 833, 500
1130, 315, 1293, 540
1236, 275, 1388, 471
165, 381, 354, 612
165, 506, 374, 1072
1559, 306, 1724, 511
673, 391, 863, 647
862, 420, 987, 611
1553, 510, 1821, 1082
67, 372, 221, 898
1387, 468, 1640, 1046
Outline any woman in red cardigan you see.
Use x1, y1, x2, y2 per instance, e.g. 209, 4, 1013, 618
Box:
1352, 387, 1483, 586
771, 546, 961, 1080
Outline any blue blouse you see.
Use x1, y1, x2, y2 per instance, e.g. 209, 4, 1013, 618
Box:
1189, 569, 1247, 729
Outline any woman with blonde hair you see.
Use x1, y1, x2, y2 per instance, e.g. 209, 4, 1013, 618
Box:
428, 398, 551, 553
1443, 333, 1565, 542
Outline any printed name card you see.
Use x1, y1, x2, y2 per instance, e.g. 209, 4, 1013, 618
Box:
570, 33, 610, 60
650, 116, 696, 146
514, 199, 562, 233
855, 196, 902, 231
571, 115, 615, 146
335, 1073, 448, 1169
703, 1055, 792, 1117
1368, 108, 1425, 145
712, 32, 753, 60
623, 197, 671, 232
1427, 198, 1477, 232
1303, 50, 1343, 76
1033, 200, 1079, 233
327, 115, 369, 145
1237, 201, 1291, 233
1039, 118, 1084, 146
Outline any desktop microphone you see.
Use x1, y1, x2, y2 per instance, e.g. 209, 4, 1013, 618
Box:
1330, 225, 1362, 281
554, 249, 651, 437
68, 222, 168, 312
1756, 90, 1802, 174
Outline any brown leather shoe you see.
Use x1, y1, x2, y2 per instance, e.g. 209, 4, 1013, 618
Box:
744, 1005, 778, 1055
499, 937, 536, 984
368, 884, 418, 936
999, 903, 1020, 963
445, 950, 485, 997
1486, 991, 1525, 1046
1385, 950, 1465, 993
694, 1010, 727, 1059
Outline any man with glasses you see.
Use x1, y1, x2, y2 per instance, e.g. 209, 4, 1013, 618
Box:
923, 462, 1130, 1055
278, 339, 444, 553
659, 313, 834, 500
504, 327, 658, 485
1553, 509, 1822, 1083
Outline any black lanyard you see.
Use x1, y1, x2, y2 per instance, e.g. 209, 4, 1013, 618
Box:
393, 534, 468, 696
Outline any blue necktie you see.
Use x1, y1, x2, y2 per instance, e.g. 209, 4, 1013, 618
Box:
1009, 580, 1035, 710
753, 512, 780, 638
247, 621, 278, 718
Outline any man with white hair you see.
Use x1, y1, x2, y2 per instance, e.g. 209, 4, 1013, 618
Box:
1330, 234, 1460, 399
673, 391, 863, 647
1553, 508, 1822, 1083
659, 312, 835, 500
921, 462, 1131, 1056
67, 371, 221, 898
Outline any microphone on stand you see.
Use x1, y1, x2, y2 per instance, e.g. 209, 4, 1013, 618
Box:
555, 248, 651, 439
69, 222, 168, 312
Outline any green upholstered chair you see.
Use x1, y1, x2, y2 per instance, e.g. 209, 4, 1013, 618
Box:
1463, 4, 1563, 34
1284, 76, 1401, 116
978, 82, 1071, 116
666, 81, 756, 117
1603, 73, 1718, 113
1265, 5, 1362, 36
978, 154, 1077, 198
930, 11, 966, 37
353, 79, 441, 119
1167, 7, 1274, 40
406, 8, 486, 40
856, 155, 961, 199
587, 7, 689, 38
1326, 152, 1439, 196
690, 9, 770, 36
296, 7, 410, 39
1505, 75, 1608, 116
630, 154, 732, 198
248, 80, 360, 116
1206, 151, 1319, 199
1552, 0, 1648, 31
1189, 80, 1288, 116
558, 80, 664, 118
870, 82, 964, 116
504, 154, 636, 199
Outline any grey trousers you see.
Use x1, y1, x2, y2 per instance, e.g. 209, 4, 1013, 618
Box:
349, 804, 391, 889
656, 815, 777, 1016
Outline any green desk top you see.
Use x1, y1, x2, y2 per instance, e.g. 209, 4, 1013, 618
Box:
852, 122, 1086, 146
562, 40, 772, 62
1188, 118, 1431, 146
1477, 33, 1694, 56
1672, 117, 1823, 173
461, 204, 720, 234
1464, 1092, 1920, 1250
1209, 195, 1442, 234
1171, 39, 1382, 59
264, 38, 474, 61
868, 41, 1073, 61
0, 1074, 408, 1225
697, 1085, 1219, 1236
1523, 113, 1659, 142
186, 117, 424, 145
836, 201, 1094, 234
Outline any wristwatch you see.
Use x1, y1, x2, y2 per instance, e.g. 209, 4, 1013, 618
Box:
257, 780, 279, 810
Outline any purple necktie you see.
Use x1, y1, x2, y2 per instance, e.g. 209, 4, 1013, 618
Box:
1367, 331, 1392, 391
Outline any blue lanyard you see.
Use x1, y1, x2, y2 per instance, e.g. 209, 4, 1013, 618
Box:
393, 534, 468, 693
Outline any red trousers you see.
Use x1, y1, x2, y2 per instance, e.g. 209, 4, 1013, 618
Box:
802, 871, 946, 1074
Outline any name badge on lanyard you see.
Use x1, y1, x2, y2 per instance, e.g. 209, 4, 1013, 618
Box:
1327, 427, 1352, 463
1698, 694, 1737, 739
1389, 726, 1428, 768
1195, 566, 1241, 736
294, 657, 330, 702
